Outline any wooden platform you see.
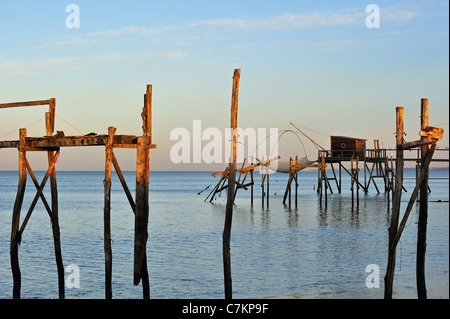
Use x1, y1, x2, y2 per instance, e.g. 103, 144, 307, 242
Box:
0, 134, 156, 150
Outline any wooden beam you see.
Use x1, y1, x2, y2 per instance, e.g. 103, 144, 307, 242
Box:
112, 153, 136, 213
392, 143, 437, 248
25, 159, 52, 217
0, 99, 51, 108
14, 152, 60, 245
401, 137, 437, 150
0, 135, 144, 149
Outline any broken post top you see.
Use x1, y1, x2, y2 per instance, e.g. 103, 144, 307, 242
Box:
142, 84, 152, 141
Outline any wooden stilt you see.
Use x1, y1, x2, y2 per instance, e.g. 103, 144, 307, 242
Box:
134, 85, 152, 298
10, 129, 60, 299
261, 162, 266, 207
250, 170, 254, 206
104, 126, 116, 299
356, 156, 360, 207
134, 137, 150, 285
417, 98, 429, 299
351, 157, 355, 208
384, 107, 404, 299
266, 169, 270, 207
295, 157, 298, 209
223, 68, 240, 299
46, 109, 65, 299
10, 128, 27, 299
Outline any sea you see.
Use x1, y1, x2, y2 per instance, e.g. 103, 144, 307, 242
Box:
0, 168, 448, 299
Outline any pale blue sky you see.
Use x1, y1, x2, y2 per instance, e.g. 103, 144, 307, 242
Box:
0, 0, 448, 171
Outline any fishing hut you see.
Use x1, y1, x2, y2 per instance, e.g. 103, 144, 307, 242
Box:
0, 85, 156, 299
316, 133, 398, 205
316, 135, 366, 205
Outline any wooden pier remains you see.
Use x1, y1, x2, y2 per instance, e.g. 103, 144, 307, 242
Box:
384, 99, 444, 299
0, 85, 156, 299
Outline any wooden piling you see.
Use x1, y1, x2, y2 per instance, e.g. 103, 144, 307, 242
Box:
417, 98, 429, 299
45, 110, 65, 299
10, 128, 27, 299
250, 170, 254, 206
384, 107, 404, 299
223, 68, 240, 299
104, 126, 116, 299
134, 86, 152, 298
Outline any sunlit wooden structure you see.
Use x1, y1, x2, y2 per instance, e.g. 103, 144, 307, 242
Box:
385, 98, 444, 299
0, 85, 156, 299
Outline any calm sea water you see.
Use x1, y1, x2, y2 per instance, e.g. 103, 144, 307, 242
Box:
0, 169, 448, 299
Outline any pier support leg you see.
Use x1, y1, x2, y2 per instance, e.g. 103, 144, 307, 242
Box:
134, 136, 151, 298
104, 126, 116, 299
46, 110, 65, 299
417, 98, 429, 299
384, 107, 404, 299
48, 150, 64, 299
10, 128, 27, 299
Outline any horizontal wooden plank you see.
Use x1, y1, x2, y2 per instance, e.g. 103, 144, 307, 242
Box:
0, 140, 19, 148
401, 138, 436, 151
0, 135, 139, 149
0, 99, 51, 109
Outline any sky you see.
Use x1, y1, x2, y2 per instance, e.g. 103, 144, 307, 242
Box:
0, 0, 448, 171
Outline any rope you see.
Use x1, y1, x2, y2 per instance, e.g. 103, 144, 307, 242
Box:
55, 115, 84, 135
0, 116, 44, 139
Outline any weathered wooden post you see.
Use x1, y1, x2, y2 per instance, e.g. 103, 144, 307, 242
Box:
295, 156, 299, 208
417, 98, 429, 299
134, 85, 152, 299
45, 100, 65, 299
250, 170, 254, 206
104, 126, 116, 299
384, 106, 404, 299
223, 68, 240, 299
10, 128, 27, 299
356, 156, 360, 207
